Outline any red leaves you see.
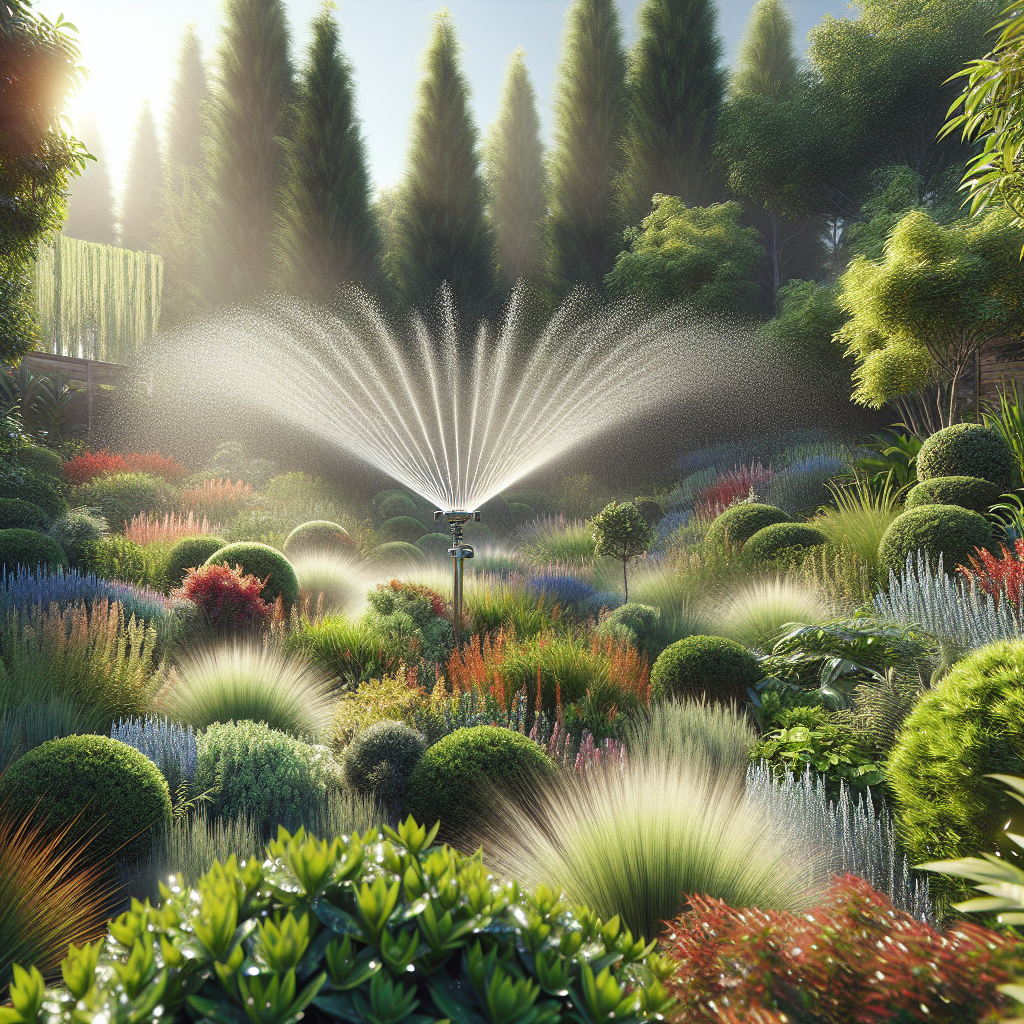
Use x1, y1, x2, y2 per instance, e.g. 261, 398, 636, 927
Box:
63, 449, 188, 485
959, 538, 1024, 605
698, 463, 773, 519
174, 563, 271, 632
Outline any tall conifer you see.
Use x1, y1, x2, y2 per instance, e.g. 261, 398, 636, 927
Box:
546, 0, 627, 292
484, 50, 547, 290
618, 0, 726, 224
120, 102, 163, 252
205, 0, 293, 304
63, 113, 117, 245
731, 0, 798, 100
275, 7, 380, 300
166, 25, 208, 177
388, 11, 496, 320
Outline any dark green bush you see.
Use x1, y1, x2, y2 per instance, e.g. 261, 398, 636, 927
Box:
877, 503, 992, 578
366, 541, 426, 569
0, 471, 67, 520
376, 492, 417, 520
47, 508, 107, 565
205, 541, 299, 609
651, 634, 763, 704
376, 515, 426, 545
478, 494, 514, 535
75, 472, 175, 530
406, 726, 556, 840
904, 475, 1002, 516
0, 528, 68, 574
916, 423, 1015, 490
341, 720, 427, 814
165, 535, 227, 589
595, 602, 672, 661
634, 497, 663, 526
282, 520, 355, 558
0, 497, 50, 531
508, 501, 536, 526
17, 443, 66, 483
415, 532, 452, 558
744, 522, 828, 561
706, 503, 791, 549
0, 735, 171, 865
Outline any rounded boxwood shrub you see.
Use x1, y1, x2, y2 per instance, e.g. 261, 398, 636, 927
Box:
17, 443, 67, 483
366, 541, 426, 569
595, 602, 670, 661
0, 471, 67, 520
165, 535, 227, 588
904, 475, 1002, 516
204, 541, 299, 608
48, 508, 107, 566
0, 497, 50, 531
508, 501, 535, 526
376, 492, 417, 521
878, 503, 991, 578
75, 471, 175, 529
478, 494, 514, 535
415, 532, 452, 558
743, 522, 828, 562
0, 528, 69, 573
0, 734, 171, 865
377, 515, 426, 545
917, 423, 1015, 490
341, 719, 427, 812
706, 502, 791, 549
282, 519, 355, 558
634, 497, 663, 526
651, 634, 763, 704
406, 726, 557, 840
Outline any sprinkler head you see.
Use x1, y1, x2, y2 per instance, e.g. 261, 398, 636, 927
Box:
448, 544, 474, 559
434, 509, 481, 527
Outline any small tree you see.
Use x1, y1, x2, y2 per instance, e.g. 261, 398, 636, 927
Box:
591, 500, 654, 603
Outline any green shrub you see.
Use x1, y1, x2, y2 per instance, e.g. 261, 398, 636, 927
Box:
0, 528, 68, 574
330, 676, 430, 748
508, 501, 535, 526
595, 602, 673, 661
917, 423, 1015, 490
634, 497, 663, 526
376, 492, 417, 520
904, 475, 1002, 516
0, 735, 171, 866
415, 532, 452, 559
75, 472, 175, 530
78, 534, 166, 588
284, 617, 403, 690
478, 494, 514, 535
17, 444, 66, 483
376, 515, 426, 545
715, 578, 830, 650
706, 502, 791, 548
47, 508, 107, 566
365, 579, 454, 668
744, 522, 829, 562
341, 720, 427, 814
365, 541, 426, 569
0, 471, 67, 520
406, 726, 556, 840
651, 635, 763, 704
282, 520, 355, 558
0, 497, 50, 532
204, 541, 299, 608
164, 535, 226, 589
877, 503, 992, 578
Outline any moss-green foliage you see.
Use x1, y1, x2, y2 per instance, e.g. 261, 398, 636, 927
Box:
376, 492, 417, 521
17, 443, 66, 483
508, 501, 536, 527
0, 528, 68, 574
478, 494, 514, 535
75, 472, 175, 529
878, 503, 991, 578
904, 475, 1002, 516
0, 735, 171, 865
886, 641, 1024, 901
366, 541, 426, 569
406, 726, 556, 839
377, 515, 426, 545
415, 532, 452, 558
634, 498, 663, 526
0, 497, 50, 531
706, 502, 791, 548
47, 508, 107, 566
917, 423, 1015, 491
0, 471, 68, 520
165, 535, 227, 589
743, 522, 828, 561
341, 720, 427, 812
595, 602, 672, 661
284, 617, 403, 689
195, 720, 339, 831
205, 541, 299, 608
282, 520, 354, 558
366, 580, 454, 668
651, 634, 763, 704
79, 535, 167, 589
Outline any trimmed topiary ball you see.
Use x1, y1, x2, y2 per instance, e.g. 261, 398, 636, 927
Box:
204, 541, 298, 608
917, 423, 1015, 491
595, 602, 671, 661
478, 495, 514, 536
48, 508, 108, 566
743, 522, 828, 562
377, 515, 426, 545
0, 528, 69, 574
706, 503, 791, 549
634, 498, 663, 526
406, 726, 556, 841
904, 475, 1002, 516
878, 503, 992, 578
0, 471, 68, 520
282, 520, 355, 558
0, 734, 171, 865
342, 720, 427, 813
508, 502, 535, 527
165, 535, 227, 589
366, 541, 426, 569
17, 443, 67, 483
0, 497, 50, 531
651, 635, 763, 704
415, 532, 453, 559
377, 493, 417, 521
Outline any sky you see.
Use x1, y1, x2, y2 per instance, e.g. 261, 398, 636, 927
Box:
36, 0, 851, 197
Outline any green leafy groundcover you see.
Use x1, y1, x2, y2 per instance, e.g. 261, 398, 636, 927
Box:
1, 818, 673, 1024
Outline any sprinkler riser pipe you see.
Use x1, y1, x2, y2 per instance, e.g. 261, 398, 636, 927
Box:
435, 510, 480, 646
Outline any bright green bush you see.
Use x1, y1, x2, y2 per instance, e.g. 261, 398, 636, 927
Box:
376, 492, 417, 520
365, 541, 426, 569
330, 677, 430, 748
282, 520, 355, 558
0, 735, 171, 865
0, 471, 67, 520
0, 498, 49, 532
904, 475, 1002, 516
78, 535, 166, 588
17, 444, 66, 483
917, 423, 1015, 490
406, 726, 556, 840
204, 541, 299, 608
377, 515, 426, 545
164, 535, 226, 589
284, 617, 404, 690
706, 502, 791, 548
341, 720, 427, 813
877, 503, 992, 578
651, 635, 763, 704
0, 528, 68, 574
47, 508, 107, 566
743, 522, 829, 562
74, 472, 175, 530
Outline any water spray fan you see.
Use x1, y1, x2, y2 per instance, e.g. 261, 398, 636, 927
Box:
435, 508, 479, 644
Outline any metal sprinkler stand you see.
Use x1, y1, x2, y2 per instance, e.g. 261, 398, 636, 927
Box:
435, 509, 480, 645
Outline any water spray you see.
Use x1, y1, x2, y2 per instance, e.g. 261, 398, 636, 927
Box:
434, 509, 480, 645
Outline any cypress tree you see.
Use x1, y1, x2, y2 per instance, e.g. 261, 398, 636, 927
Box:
484, 49, 547, 290
275, 6, 380, 300
731, 0, 798, 100
546, 0, 627, 292
205, 0, 293, 304
618, 0, 726, 225
120, 102, 163, 252
63, 113, 117, 246
388, 11, 496, 320
166, 24, 208, 181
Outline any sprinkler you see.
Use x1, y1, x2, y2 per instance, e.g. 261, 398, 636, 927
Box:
435, 509, 480, 645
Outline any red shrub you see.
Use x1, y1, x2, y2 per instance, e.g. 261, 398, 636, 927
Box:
64, 450, 188, 485
173, 563, 271, 632
663, 874, 1014, 1024
697, 462, 773, 519
178, 478, 252, 519
959, 538, 1024, 605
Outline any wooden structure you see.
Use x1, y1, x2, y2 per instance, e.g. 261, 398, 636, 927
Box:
21, 351, 127, 439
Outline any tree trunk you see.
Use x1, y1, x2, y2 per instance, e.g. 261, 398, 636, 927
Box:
623, 558, 628, 604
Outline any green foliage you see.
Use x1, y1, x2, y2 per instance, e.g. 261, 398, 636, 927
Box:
46, 508, 106, 567
205, 541, 299, 609
877, 503, 992, 578
165, 535, 227, 589
120, 103, 163, 252
743, 522, 828, 562
330, 677, 430, 749
341, 720, 427, 816
812, 475, 901, 579
917, 423, 1015, 491
715, 577, 831, 650
0, 499, 49, 532
78, 535, 166, 589
983, 381, 1024, 490
595, 603, 672, 661
74, 472, 174, 530
731, 0, 797, 101
905, 475, 1002, 516
0, 472, 67, 520
759, 281, 850, 387
376, 516, 425, 545
15, 445, 64, 483
706, 502, 790, 549
0, 528, 67, 574
591, 501, 654, 602
366, 541, 426, 570
283, 520, 354, 559
651, 634, 763, 704
365, 580, 454, 669
62, 115, 116, 246
852, 429, 923, 494
606, 197, 764, 315
0, 735, 171, 866
406, 726, 556, 840
375, 492, 417, 521
518, 517, 597, 566
285, 617, 403, 692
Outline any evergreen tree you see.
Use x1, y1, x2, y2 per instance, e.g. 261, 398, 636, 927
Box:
120, 102, 163, 252
387, 11, 496, 321
63, 113, 117, 246
166, 24, 208, 182
275, 7, 380, 300
484, 49, 547, 290
205, 0, 293, 304
731, 0, 798, 100
546, 0, 627, 292
618, 0, 726, 224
